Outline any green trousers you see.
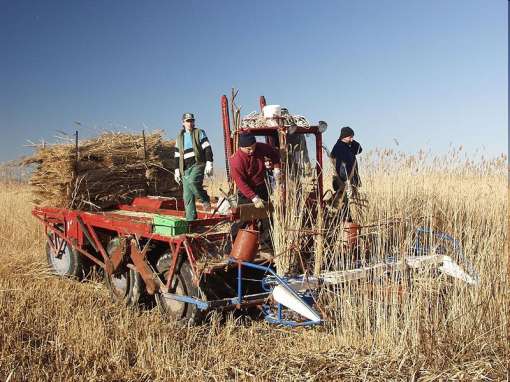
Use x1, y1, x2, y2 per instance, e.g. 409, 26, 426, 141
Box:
183, 164, 210, 221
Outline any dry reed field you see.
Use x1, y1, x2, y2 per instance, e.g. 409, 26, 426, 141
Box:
0, 149, 508, 381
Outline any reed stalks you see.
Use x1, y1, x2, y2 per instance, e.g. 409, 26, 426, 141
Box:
0, 148, 507, 380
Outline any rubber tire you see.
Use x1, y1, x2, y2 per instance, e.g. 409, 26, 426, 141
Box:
104, 237, 143, 306
155, 253, 205, 325
46, 235, 86, 279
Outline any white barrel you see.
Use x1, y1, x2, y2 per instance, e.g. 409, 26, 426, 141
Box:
263, 105, 281, 118
263, 105, 281, 127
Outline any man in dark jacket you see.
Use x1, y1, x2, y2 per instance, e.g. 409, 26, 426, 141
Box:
229, 133, 281, 208
330, 126, 362, 189
330, 126, 362, 222
173, 113, 213, 220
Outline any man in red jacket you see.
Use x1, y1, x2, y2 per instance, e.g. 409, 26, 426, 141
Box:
229, 133, 281, 208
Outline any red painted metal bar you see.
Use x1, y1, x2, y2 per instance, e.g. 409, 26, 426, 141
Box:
183, 239, 200, 285
129, 238, 158, 295
165, 240, 183, 291
221, 95, 233, 181
73, 244, 105, 268
81, 217, 113, 273
108, 237, 126, 272
76, 215, 99, 252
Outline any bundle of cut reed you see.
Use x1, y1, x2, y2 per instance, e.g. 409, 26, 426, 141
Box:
23, 131, 179, 210
269, 165, 313, 275
240, 111, 311, 129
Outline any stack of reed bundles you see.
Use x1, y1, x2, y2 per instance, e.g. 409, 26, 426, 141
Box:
23, 131, 179, 210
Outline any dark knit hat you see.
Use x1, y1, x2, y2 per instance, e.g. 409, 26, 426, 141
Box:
239, 133, 256, 147
340, 126, 354, 139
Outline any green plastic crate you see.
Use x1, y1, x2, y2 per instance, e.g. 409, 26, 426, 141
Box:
153, 215, 188, 236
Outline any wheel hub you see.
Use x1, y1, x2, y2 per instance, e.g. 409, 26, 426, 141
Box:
156, 254, 187, 318
48, 237, 72, 275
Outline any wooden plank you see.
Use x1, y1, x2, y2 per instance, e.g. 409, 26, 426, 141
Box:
235, 202, 273, 222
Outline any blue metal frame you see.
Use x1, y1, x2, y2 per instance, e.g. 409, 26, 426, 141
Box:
162, 293, 210, 310
161, 291, 270, 311
161, 259, 323, 326
263, 305, 322, 327
228, 259, 323, 326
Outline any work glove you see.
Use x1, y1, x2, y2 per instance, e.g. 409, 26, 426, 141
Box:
204, 161, 214, 177
252, 196, 265, 209
174, 169, 181, 184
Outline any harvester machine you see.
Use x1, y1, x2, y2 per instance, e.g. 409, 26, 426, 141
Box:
34, 95, 478, 327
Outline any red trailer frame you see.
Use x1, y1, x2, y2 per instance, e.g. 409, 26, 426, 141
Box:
33, 196, 271, 288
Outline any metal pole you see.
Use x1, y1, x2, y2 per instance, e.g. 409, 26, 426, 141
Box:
142, 129, 147, 162
279, 129, 287, 206
75, 130, 79, 174
221, 95, 233, 182
142, 129, 149, 194
237, 262, 243, 305
316, 132, 324, 206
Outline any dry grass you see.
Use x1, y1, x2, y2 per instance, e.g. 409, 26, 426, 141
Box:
0, 149, 508, 381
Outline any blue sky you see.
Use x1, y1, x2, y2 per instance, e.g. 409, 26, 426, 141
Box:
0, 0, 507, 164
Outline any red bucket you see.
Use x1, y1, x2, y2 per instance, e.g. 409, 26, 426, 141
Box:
230, 229, 259, 262
343, 222, 361, 248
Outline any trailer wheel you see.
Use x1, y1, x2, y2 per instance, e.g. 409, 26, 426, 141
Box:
104, 237, 142, 306
155, 253, 205, 324
46, 234, 86, 279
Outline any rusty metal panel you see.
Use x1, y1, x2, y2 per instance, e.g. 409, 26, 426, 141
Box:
129, 239, 158, 295
109, 236, 126, 273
